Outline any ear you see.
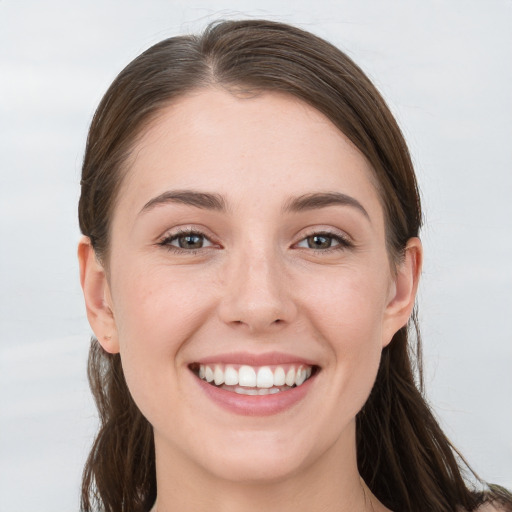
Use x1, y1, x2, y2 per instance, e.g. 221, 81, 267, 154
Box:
382, 237, 423, 347
78, 236, 120, 354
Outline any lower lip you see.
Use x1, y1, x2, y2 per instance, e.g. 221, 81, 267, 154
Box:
194, 374, 315, 416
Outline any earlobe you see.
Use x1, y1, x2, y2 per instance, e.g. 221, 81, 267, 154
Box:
382, 237, 423, 347
78, 236, 120, 354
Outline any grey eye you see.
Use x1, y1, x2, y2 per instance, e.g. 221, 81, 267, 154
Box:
300, 234, 339, 250
159, 230, 215, 252
174, 233, 206, 249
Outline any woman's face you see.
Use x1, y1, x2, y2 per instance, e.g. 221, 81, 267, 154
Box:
85, 89, 418, 483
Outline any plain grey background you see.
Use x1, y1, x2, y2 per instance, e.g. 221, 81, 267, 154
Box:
1, 1, 511, 510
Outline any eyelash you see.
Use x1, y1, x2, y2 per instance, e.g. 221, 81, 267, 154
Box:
157, 228, 353, 254
157, 228, 217, 255
295, 230, 354, 253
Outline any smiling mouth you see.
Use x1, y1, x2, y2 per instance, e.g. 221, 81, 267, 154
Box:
189, 363, 318, 395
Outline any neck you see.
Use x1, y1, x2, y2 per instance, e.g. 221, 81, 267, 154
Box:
152, 422, 382, 512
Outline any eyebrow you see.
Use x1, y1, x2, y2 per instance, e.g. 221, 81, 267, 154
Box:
140, 190, 227, 214
140, 189, 369, 220
283, 192, 370, 220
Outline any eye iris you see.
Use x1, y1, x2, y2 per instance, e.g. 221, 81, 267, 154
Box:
307, 235, 332, 249
178, 234, 203, 249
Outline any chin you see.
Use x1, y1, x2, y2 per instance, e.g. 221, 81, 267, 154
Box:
192, 426, 324, 484
204, 449, 307, 484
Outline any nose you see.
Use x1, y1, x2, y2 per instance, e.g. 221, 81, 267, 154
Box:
217, 246, 297, 334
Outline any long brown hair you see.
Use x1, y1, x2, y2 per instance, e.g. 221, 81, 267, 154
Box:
78, 19, 512, 512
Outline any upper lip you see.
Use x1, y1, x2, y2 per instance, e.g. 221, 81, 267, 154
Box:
192, 351, 318, 367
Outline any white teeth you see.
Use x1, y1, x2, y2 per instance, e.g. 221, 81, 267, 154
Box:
256, 366, 274, 388
295, 366, 306, 386
273, 366, 286, 386
196, 363, 314, 390
285, 367, 296, 387
205, 366, 214, 383
239, 365, 257, 387
234, 386, 281, 396
235, 387, 258, 395
214, 365, 224, 386
224, 365, 238, 386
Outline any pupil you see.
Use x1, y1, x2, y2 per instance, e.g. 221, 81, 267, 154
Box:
308, 235, 331, 249
179, 234, 203, 249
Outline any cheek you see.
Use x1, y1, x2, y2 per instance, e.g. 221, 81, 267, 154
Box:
298, 266, 387, 410
110, 265, 216, 403
113, 264, 213, 348
300, 264, 389, 347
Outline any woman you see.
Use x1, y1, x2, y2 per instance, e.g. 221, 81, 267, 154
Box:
77, 19, 511, 512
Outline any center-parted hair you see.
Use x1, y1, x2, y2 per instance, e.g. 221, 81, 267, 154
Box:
78, 19, 511, 512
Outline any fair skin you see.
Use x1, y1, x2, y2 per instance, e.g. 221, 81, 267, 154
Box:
79, 89, 422, 512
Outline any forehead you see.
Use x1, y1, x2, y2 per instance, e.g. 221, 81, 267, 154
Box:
118, 88, 383, 221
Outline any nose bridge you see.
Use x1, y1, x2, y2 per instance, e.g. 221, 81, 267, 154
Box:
219, 239, 295, 332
